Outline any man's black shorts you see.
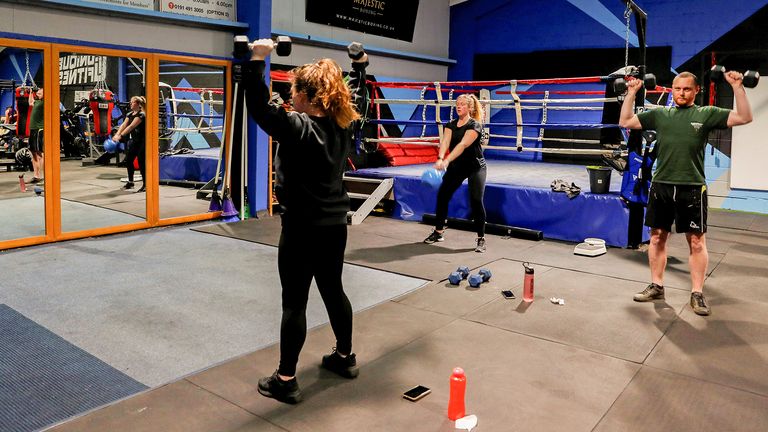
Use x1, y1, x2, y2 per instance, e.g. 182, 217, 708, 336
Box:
28, 129, 44, 153
645, 182, 708, 233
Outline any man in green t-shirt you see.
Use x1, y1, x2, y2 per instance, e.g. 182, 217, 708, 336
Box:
28, 87, 44, 183
619, 71, 753, 316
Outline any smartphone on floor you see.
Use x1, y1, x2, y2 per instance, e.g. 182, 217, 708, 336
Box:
501, 290, 516, 299
403, 385, 431, 402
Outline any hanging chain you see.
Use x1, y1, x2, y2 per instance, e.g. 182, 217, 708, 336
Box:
624, 3, 632, 71
23, 50, 36, 88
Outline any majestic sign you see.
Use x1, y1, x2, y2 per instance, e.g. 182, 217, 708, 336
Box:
160, 0, 236, 21
306, 0, 420, 42
82, 0, 154, 10
59, 55, 107, 86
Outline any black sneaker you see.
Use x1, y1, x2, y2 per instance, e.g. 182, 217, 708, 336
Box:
690, 292, 711, 316
475, 237, 486, 253
423, 230, 444, 244
257, 370, 303, 404
122, 182, 135, 190
321, 348, 359, 379
633, 283, 665, 302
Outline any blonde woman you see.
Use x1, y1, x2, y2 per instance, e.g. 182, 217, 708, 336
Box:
113, 96, 146, 192
424, 93, 488, 252
245, 39, 368, 404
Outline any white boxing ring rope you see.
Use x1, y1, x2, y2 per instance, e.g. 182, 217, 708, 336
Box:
361, 137, 627, 156
160, 82, 225, 135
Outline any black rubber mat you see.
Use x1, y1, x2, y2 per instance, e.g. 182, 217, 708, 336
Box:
0, 304, 147, 432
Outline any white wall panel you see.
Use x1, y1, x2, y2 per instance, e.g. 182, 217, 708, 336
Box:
272, 0, 451, 79
1, 4, 232, 58
731, 85, 768, 190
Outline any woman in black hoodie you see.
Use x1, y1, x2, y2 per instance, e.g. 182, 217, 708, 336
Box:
245, 39, 368, 404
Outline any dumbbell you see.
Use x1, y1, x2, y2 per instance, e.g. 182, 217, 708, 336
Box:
448, 266, 470, 285
710, 65, 759, 88
613, 73, 657, 93
233, 35, 292, 58
468, 269, 492, 288
347, 41, 365, 60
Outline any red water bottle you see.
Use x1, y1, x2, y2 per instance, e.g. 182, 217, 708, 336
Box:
19, 175, 26, 193
448, 367, 466, 420
523, 262, 534, 302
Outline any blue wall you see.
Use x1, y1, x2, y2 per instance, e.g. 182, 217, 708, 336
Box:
239, 0, 272, 215
449, 0, 767, 80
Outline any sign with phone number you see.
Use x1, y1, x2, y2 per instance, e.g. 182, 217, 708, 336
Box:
82, 0, 153, 10
161, 0, 236, 20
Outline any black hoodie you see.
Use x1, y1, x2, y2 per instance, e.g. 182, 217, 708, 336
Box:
244, 60, 367, 226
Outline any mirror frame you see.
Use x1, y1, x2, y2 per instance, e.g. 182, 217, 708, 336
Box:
0, 39, 231, 251
155, 53, 232, 226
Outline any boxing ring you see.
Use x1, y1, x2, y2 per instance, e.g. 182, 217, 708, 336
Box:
158, 84, 224, 184
347, 73, 672, 247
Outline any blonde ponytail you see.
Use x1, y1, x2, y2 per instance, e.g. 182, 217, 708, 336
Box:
457, 94, 484, 123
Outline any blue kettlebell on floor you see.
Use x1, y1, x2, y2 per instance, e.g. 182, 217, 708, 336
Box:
421, 168, 444, 190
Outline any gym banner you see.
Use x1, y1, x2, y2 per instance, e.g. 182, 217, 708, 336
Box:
305, 0, 420, 42
82, 0, 153, 10
160, 0, 236, 21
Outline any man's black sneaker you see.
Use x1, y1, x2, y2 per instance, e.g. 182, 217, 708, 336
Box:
321, 348, 359, 379
475, 237, 486, 253
423, 230, 444, 244
690, 292, 711, 316
633, 283, 665, 302
257, 370, 303, 404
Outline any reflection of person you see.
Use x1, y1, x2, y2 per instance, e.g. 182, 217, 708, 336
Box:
113, 96, 146, 192
245, 39, 368, 404
1, 106, 15, 125
0, 107, 15, 144
423, 94, 488, 253
619, 71, 753, 316
28, 88, 44, 183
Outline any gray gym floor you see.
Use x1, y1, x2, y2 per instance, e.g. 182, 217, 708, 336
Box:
2, 210, 767, 431
0, 159, 210, 241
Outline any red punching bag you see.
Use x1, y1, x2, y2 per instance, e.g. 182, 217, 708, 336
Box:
89, 89, 114, 136
15, 87, 33, 138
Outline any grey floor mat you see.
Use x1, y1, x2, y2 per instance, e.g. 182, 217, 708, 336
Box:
193, 217, 541, 280
0, 304, 147, 432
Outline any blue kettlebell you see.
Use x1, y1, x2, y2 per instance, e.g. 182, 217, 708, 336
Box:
421, 168, 444, 189
103, 138, 118, 153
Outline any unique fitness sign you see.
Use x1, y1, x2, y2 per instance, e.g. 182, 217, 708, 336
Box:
306, 0, 420, 42
59, 55, 107, 86
161, 0, 236, 20
82, 0, 153, 10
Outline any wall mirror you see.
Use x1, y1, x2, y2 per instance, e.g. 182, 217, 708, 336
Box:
157, 59, 227, 220
0, 46, 46, 242
58, 51, 148, 233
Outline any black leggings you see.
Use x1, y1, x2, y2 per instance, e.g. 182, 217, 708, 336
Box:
277, 223, 352, 377
125, 139, 145, 183
435, 164, 487, 237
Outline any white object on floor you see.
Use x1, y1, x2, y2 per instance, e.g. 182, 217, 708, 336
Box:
455, 415, 478, 431
574, 237, 606, 257
550, 297, 565, 305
